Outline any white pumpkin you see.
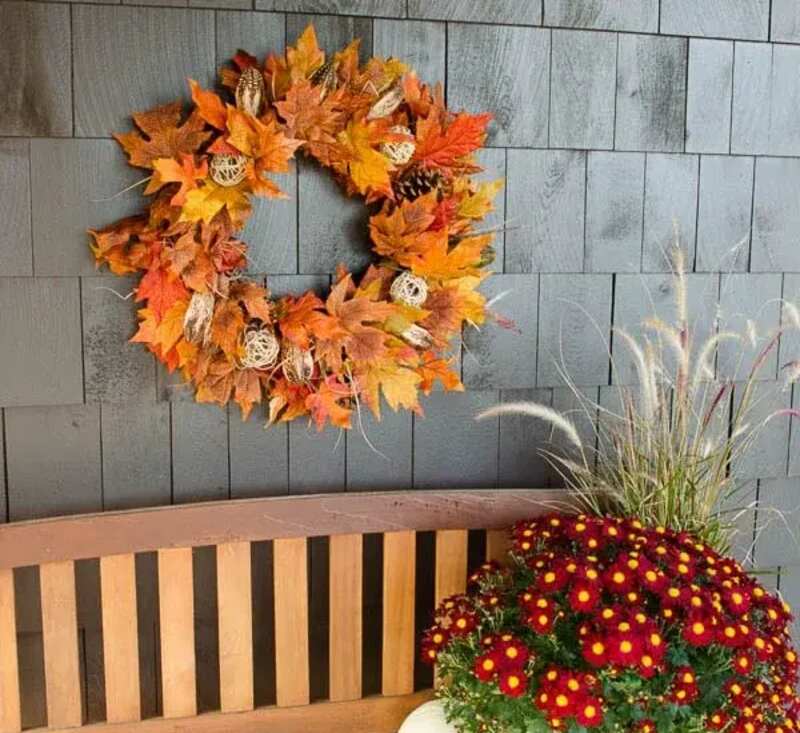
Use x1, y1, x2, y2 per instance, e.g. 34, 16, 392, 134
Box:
398, 700, 457, 733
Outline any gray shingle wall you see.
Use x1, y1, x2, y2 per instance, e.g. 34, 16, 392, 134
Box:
1, 1, 800, 590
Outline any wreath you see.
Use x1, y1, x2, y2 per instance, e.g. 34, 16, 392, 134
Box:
89, 25, 502, 429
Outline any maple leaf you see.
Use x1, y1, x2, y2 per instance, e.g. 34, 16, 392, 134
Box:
368, 193, 444, 263
195, 355, 235, 406
277, 292, 337, 349
211, 299, 246, 360
417, 354, 464, 395
405, 233, 491, 281
233, 368, 262, 420
180, 180, 252, 225
114, 102, 212, 170
274, 81, 347, 163
89, 215, 150, 275
423, 276, 487, 342
305, 376, 352, 430
286, 25, 325, 82
136, 264, 189, 321
356, 360, 421, 419
457, 179, 504, 220
336, 120, 394, 197
225, 108, 302, 197
188, 79, 227, 130
230, 280, 272, 323
269, 377, 311, 424
316, 275, 397, 370
145, 154, 209, 206
413, 112, 492, 170
131, 300, 188, 364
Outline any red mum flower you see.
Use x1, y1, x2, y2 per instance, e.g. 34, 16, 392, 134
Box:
496, 638, 530, 669
707, 711, 729, 731
608, 633, 643, 666
682, 613, 716, 646
724, 587, 752, 615
582, 636, 609, 668
635, 720, 657, 733
473, 652, 500, 682
538, 562, 570, 593
733, 652, 754, 675
498, 670, 527, 698
569, 583, 600, 613
575, 697, 604, 727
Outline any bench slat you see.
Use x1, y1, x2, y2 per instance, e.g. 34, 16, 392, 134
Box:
0, 569, 21, 733
40, 561, 82, 728
158, 548, 196, 718
216, 542, 254, 713
486, 529, 511, 563
100, 554, 141, 723
273, 538, 309, 707
434, 530, 468, 604
329, 534, 362, 702
382, 531, 416, 696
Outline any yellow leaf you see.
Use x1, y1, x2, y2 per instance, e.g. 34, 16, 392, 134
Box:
457, 179, 503, 220
180, 181, 251, 225
337, 120, 394, 196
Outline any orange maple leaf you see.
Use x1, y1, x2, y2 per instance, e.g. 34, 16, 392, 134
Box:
305, 375, 352, 430
269, 377, 312, 424
136, 264, 189, 321
413, 112, 492, 170
180, 180, 252, 226
422, 276, 487, 341
369, 193, 444, 264
188, 79, 227, 130
145, 154, 209, 206
336, 120, 394, 197
233, 368, 262, 420
277, 292, 338, 349
225, 108, 302, 197
417, 354, 464, 395
405, 233, 491, 281
114, 102, 212, 170
211, 300, 246, 360
286, 25, 325, 82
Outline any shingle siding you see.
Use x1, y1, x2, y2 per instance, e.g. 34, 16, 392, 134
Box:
0, 0, 797, 580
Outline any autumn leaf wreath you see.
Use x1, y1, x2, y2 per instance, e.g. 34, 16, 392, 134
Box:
89, 25, 503, 430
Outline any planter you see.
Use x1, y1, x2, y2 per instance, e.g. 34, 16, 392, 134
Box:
398, 700, 455, 733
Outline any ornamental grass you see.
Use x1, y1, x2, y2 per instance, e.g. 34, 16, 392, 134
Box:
422, 249, 800, 732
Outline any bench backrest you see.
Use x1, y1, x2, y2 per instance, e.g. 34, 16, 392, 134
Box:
0, 489, 565, 733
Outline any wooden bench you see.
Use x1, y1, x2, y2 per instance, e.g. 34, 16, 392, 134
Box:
0, 489, 562, 732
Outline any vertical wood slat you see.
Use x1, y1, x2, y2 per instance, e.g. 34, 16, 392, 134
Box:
0, 569, 20, 733
382, 531, 416, 697
329, 534, 362, 702
273, 538, 309, 708
99, 554, 141, 723
486, 529, 511, 564
434, 530, 468, 605
157, 548, 196, 719
216, 542, 254, 713
39, 561, 82, 728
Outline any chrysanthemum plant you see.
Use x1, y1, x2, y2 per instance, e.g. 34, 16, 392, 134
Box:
422, 251, 800, 732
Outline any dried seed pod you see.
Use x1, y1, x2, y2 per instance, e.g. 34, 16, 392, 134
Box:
308, 59, 338, 100
390, 270, 428, 308
235, 66, 265, 117
209, 153, 248, 187
240, 326, 280, 370
183, 291, 215, 344
367, 81, 404, 120
281, 342, 315, 383
400, 324, 433, 349
380, 125, 415, 166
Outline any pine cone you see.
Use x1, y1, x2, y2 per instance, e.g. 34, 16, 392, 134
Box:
393, 167, 444, 201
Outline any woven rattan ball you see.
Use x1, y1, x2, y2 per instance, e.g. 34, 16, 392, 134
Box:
390, 270, 428, 308
235, 66, 265, 117
281, 343, 315, 383
380, 125, 415, 166
240, 326, 280, 370
210, 153, 248, 187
